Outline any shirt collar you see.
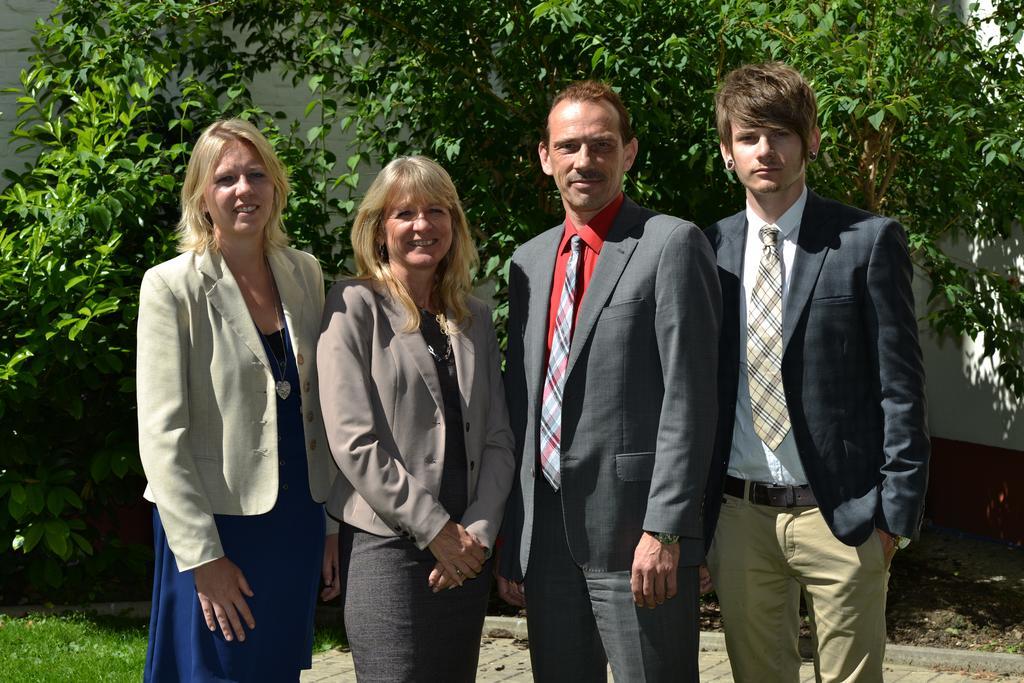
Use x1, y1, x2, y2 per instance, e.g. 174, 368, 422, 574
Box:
562, 192, 624, 254
745, 185, 807, 241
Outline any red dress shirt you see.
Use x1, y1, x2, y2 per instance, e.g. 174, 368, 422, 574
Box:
545, 193, 625, 354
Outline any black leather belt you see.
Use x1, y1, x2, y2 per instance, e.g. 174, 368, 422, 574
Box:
724, 474, 817, 507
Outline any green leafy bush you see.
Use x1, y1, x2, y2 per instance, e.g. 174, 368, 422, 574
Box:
0, 1, 346, 599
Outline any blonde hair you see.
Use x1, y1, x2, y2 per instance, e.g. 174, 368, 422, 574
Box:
177, 118, 290, 253
351, 156, 478, 332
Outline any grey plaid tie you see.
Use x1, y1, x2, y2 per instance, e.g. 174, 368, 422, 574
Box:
747, 224, 791, 450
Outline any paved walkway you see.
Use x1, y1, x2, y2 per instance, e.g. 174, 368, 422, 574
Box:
302, 635, 1021, 682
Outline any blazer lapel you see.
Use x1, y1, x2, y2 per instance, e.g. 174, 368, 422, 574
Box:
523, 229, 561, 410
564, 199, 640, 379
716, 213, 747, 284
377, 287, 445, 413
451, 314, 476, 412
783, 190, 836, 352
267, 248, 305, 355
198, 250, 270, 371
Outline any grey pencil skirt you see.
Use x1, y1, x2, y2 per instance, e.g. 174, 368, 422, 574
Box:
339, 524, 493, 682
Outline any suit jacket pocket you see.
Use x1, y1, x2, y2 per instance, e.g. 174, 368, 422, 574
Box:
615, 451, 655, 482
599, 298, 646, 321
810, 294, 856, 306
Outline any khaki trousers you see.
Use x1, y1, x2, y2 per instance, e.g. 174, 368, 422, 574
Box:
706, 490, 889, 683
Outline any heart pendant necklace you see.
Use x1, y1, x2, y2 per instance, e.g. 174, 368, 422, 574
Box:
275, 379, 291, 400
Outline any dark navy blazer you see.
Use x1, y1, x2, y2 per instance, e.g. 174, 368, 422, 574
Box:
703, 190, 930, 549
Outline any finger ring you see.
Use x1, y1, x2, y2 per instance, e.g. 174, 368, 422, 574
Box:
455, 569, 464, 577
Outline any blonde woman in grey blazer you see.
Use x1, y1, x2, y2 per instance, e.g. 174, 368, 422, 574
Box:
318, 156, 515, 682
137, 119, 339, 682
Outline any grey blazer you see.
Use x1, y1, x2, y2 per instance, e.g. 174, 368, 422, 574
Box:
137, 246, 337, 571
318, 279, 515, 550
702, 190, 930, 549
500, 197, 723, 579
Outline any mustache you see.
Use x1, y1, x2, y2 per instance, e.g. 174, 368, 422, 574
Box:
567, 170, 606, 183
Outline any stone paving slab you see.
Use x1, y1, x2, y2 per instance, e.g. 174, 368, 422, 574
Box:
301, 637, 1022, 682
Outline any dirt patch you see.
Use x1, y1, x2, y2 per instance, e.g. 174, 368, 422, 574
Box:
887, 528, 1023, 653
697, 527, 1024, 654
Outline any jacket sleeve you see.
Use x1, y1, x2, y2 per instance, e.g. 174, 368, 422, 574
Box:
498, 255, 529, 582
136, 269, 223, 571
306, 255, 340, 537
643, 222, 723, 565
866, 220, 930, 538
459, 304, 516, 549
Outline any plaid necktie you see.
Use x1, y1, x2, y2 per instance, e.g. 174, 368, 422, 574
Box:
747, 224, 791, 450
539, 235, 583, 490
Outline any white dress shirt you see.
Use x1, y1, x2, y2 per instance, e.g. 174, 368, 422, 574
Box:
727, 185, 808, 485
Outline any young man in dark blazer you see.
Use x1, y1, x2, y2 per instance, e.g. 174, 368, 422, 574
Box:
498, 81, 722, 682
702, 62, 930, 682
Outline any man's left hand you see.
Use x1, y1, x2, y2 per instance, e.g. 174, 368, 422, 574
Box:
630, 532, 680, 609
876, 529, 898, 565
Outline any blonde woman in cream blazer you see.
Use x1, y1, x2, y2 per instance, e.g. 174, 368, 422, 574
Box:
137, 119, 338, 683
318, 156, 514, 682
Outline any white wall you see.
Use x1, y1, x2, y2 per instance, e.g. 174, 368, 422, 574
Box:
918, 227, 1024, 450
0, 0, 54, 179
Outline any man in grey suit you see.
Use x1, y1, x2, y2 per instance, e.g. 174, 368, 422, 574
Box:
702, 62, 930, 682
497, 80, 722, 682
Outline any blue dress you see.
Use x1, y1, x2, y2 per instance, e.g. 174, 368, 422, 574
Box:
144, 322, 325, 682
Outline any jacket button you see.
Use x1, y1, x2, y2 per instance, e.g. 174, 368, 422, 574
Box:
304, 381, 311, 393
306, 411, 314, 422
309, 439, 317, 450
281, 483, 289, 491
469, 461, 475, 471
297, 353, 305, 365
465, 422, 470, 433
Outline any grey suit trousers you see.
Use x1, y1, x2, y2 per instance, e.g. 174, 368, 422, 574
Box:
524, 480, 699, 683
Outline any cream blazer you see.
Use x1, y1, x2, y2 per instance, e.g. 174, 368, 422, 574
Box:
318, 280, 515, 550
137, 246, 337, 571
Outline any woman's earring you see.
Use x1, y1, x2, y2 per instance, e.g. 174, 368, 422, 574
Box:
378, 242, 388, 263
725, 158, 735, 171
809, 150, 818, 162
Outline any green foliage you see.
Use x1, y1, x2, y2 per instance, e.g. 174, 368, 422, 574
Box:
0, 1, 345, 598
248, 0, 1024, 379
717, 0, 1024, 393
1, 0, 1022, 598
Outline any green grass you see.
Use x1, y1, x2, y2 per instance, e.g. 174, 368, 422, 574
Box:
0, 612, 347, 682
0, 612, 147, 682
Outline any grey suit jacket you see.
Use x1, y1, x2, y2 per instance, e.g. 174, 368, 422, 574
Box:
318, 279, 515, 550
703, 190, 930, 549
137, 246, 337, 571
500, 197, 722, 579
